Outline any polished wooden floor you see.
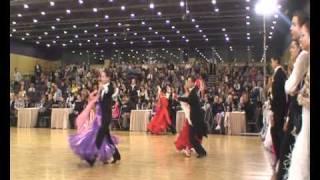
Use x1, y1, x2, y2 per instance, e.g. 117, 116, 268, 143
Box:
11, 128, 273, 180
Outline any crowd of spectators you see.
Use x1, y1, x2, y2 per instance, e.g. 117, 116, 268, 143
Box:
10, 61, 266, 133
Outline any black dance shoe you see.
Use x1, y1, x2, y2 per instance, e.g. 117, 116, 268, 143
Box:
111, 150, 121, 164
196, 153, 207, 159
85, 159, 96, 167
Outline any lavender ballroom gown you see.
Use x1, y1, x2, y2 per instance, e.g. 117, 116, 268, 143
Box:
69, 98, 119, 163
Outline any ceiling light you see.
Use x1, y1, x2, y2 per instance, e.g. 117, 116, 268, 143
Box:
52, 40, 56, 44
69, 40, 73, 43
36, 41, 40, 44
96, 42, 99, 46
148, 27, 152, 30
203, 35, 206, 38
255, 0, 279, 16
166, 40, 170, 43
271, 26, 275, 29
195, 25, 199, 28
17, 14, 22, 17
95, 24, 99, 27
56, 18, 60, 22
112, 42, 116, 45
78, 43, 82, 46
155, 31, 158, 34
10, 34, 12, 37
212, 0, 217, 4
50, 1, 55, 6
268, 36, 272, 39
44, 32, 48, 35
134, 32, 138, 36
12, 21, 16, 25
109, 0, 114, 2
94, 34, 98, 37
41, 11, 46, 15
93, 8, 98, 12
105, 39, 108, 42
269, 32, 273, 35
121, 5, 125, 11
247, 33, 250, 36
87, 40, 91, 42
191, 19, 195, 22
162, 36, 166, 40
166, 20, 170, 24
12, 29, 16, 32
78, 0, 83, 4
246, 21, 250, 25
66, 9, 71, 14
113, 33, 117, 36
75, 35, 79, 38
38, 36, 42, 39
246, 6, 250, 11
46, 44, 50, 47
142, 37, 146, 40
226, 37, 229, 41
105, 15, 109, 19
171, 26, 175, 29
214, 8, 219, 12
247, 36, 251, 40
130, 41, 134, 44
64, 31, 67, 34
180, 1, 185, 7
246, 16, 250, 19
105, 29, 109, 32
24, 4, 29, 9
56, 36, 60, 39
33, 19, 38, 23
274, 14, 279, 18
25, 33, 30, 36
148, 41, 151, 44
84, 30, 88, 33
73, 25, 77, 28
51, 26, 55, 30
176, 30, 180, 34
157, 11, 162, 16
182, 35, 185, 38
118, 22, 122, 26
149, 3, 154, 9
199, 29, 203, 32
141, 21, 145, 25
272, 21, 277, 24
205, 38, 209, 41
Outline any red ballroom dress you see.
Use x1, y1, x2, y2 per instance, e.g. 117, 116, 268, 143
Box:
147, 94, 172, 134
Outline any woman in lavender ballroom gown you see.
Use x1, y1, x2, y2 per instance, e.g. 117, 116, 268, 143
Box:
69, 90, 119, 166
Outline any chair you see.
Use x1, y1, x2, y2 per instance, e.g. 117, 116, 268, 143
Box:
203, 107, 214, 133
111, 106, 122, 130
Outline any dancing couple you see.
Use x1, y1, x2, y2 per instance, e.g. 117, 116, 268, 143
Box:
69, 70, 121, 166
175, 77, 208, 158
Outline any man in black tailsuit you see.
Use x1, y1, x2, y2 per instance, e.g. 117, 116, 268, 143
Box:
94, 70, 120, 165
177, 76, 207, 158
270, 56, 287, 165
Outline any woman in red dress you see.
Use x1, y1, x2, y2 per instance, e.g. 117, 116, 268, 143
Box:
147, 87, 172, 134
174, 84, 202, 157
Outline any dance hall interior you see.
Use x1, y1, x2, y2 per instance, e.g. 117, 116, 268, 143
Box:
10, 0, 310, 180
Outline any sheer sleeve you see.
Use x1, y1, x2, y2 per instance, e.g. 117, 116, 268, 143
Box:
285, 51, 309, 95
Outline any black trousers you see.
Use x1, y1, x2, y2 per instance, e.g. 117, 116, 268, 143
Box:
277, 132, 295, 180
168, 110, 177, 133
189, 126, 206, 155
270, 113, 285, 161
95, 119, 120, 159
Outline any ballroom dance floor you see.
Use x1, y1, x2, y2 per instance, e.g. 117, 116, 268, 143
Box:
10, 128, 273, 180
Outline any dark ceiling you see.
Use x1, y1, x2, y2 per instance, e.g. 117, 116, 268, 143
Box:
10, 0, 289, 63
